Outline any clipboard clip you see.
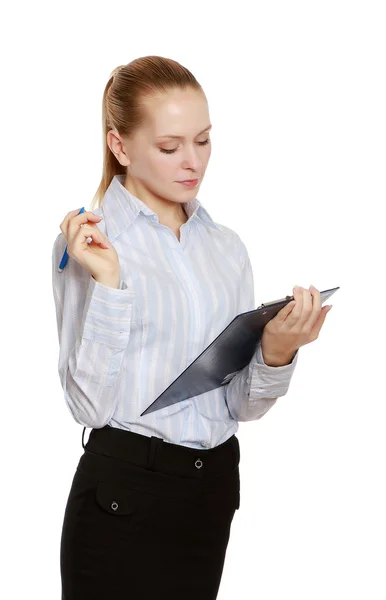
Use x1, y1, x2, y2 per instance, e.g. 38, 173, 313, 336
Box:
258, 295, 293, 309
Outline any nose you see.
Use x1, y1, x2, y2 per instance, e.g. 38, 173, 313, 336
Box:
181, 145, 202, 171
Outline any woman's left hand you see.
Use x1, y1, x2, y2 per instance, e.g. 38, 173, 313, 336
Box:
261, 285, 332, 365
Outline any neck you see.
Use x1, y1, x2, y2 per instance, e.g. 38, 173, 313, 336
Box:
124, 176, 188, 226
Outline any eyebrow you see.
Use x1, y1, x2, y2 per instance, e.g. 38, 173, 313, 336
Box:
156, 124, 212, 140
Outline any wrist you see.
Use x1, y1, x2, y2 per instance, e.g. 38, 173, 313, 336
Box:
92, 273, 120, 289
262, 350, 296, 367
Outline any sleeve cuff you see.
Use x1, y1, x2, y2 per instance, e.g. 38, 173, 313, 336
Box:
248, 343, 299, 399
81, 277, 135, 349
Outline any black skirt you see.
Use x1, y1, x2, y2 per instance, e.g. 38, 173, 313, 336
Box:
60, 425, 241, 600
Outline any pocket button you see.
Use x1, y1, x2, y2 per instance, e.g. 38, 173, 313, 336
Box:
95, 480, 138, 515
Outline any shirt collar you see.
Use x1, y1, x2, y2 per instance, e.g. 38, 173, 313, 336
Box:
100, 174, 220, 242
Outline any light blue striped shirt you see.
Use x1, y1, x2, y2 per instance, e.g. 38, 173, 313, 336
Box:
52, 174, 299, 450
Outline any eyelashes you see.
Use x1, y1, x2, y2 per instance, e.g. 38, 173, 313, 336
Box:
159, 139, 210, 155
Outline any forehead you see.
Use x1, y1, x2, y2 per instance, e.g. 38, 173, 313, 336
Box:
144, 89, 210, 138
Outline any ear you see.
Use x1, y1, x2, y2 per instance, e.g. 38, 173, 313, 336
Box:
106, 130, 131, 167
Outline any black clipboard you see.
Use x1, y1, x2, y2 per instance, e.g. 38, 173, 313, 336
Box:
140, 286, 339, 416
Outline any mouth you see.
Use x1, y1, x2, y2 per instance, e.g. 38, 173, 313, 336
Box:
177, 178, 200, 187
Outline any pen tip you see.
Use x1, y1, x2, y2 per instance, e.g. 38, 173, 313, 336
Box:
58, 268, 63, 272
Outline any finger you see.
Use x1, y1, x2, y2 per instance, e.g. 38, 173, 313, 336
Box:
62, 210, 102, 240
69, 224, 110, 253
296, 287, 313, 329
67, 212, 102, 243
275, 285, 305, 325
73, 223, 107, 244
60, 208, 83, 237
72, 210, 102, 226
283, 286, 304, 325
274, 300, 296, 324
307, 285, 322, 329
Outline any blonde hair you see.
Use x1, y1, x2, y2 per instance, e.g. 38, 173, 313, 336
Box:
91, 55, 204, 209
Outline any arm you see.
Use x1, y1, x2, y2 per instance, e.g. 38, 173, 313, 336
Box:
52, 233, 135, 428
225, 237, 299, 422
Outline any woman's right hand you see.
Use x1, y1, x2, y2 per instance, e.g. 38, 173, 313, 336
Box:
60, 209, 120, 288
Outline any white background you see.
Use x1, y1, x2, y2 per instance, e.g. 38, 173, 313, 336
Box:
1, 1, 385, 598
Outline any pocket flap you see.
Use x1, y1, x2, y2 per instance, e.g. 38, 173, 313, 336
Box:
95, 480, 139, 515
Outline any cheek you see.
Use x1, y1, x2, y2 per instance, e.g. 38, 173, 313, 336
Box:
152, 154, 178, 178
138, 152, 172, 180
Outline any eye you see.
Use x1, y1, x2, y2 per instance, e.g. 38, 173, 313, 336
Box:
159, 139, 210, 154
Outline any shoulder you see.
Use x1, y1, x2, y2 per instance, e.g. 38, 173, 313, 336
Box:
210, 221, 249, 266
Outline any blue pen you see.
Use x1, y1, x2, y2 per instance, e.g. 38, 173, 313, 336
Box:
58, 207, 85, 272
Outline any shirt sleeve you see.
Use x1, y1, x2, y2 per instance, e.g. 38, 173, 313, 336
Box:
225, 235, 299, 422
52, 233, 135, 428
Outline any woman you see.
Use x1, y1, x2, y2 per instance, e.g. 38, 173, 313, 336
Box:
52, 55, 331, 600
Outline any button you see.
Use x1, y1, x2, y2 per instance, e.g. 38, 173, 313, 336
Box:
195, 458, 203, 469
200, 441, 210, 448
246, 378, 251, 384
111, 501, 119, 511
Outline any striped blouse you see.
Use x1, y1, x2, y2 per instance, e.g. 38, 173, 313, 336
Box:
52, 174, 299, 450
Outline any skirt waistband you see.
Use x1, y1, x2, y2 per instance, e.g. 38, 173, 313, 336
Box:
82, 425, 240, 479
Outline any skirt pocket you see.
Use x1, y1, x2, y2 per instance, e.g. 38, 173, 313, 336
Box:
95, 480, 140, 516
